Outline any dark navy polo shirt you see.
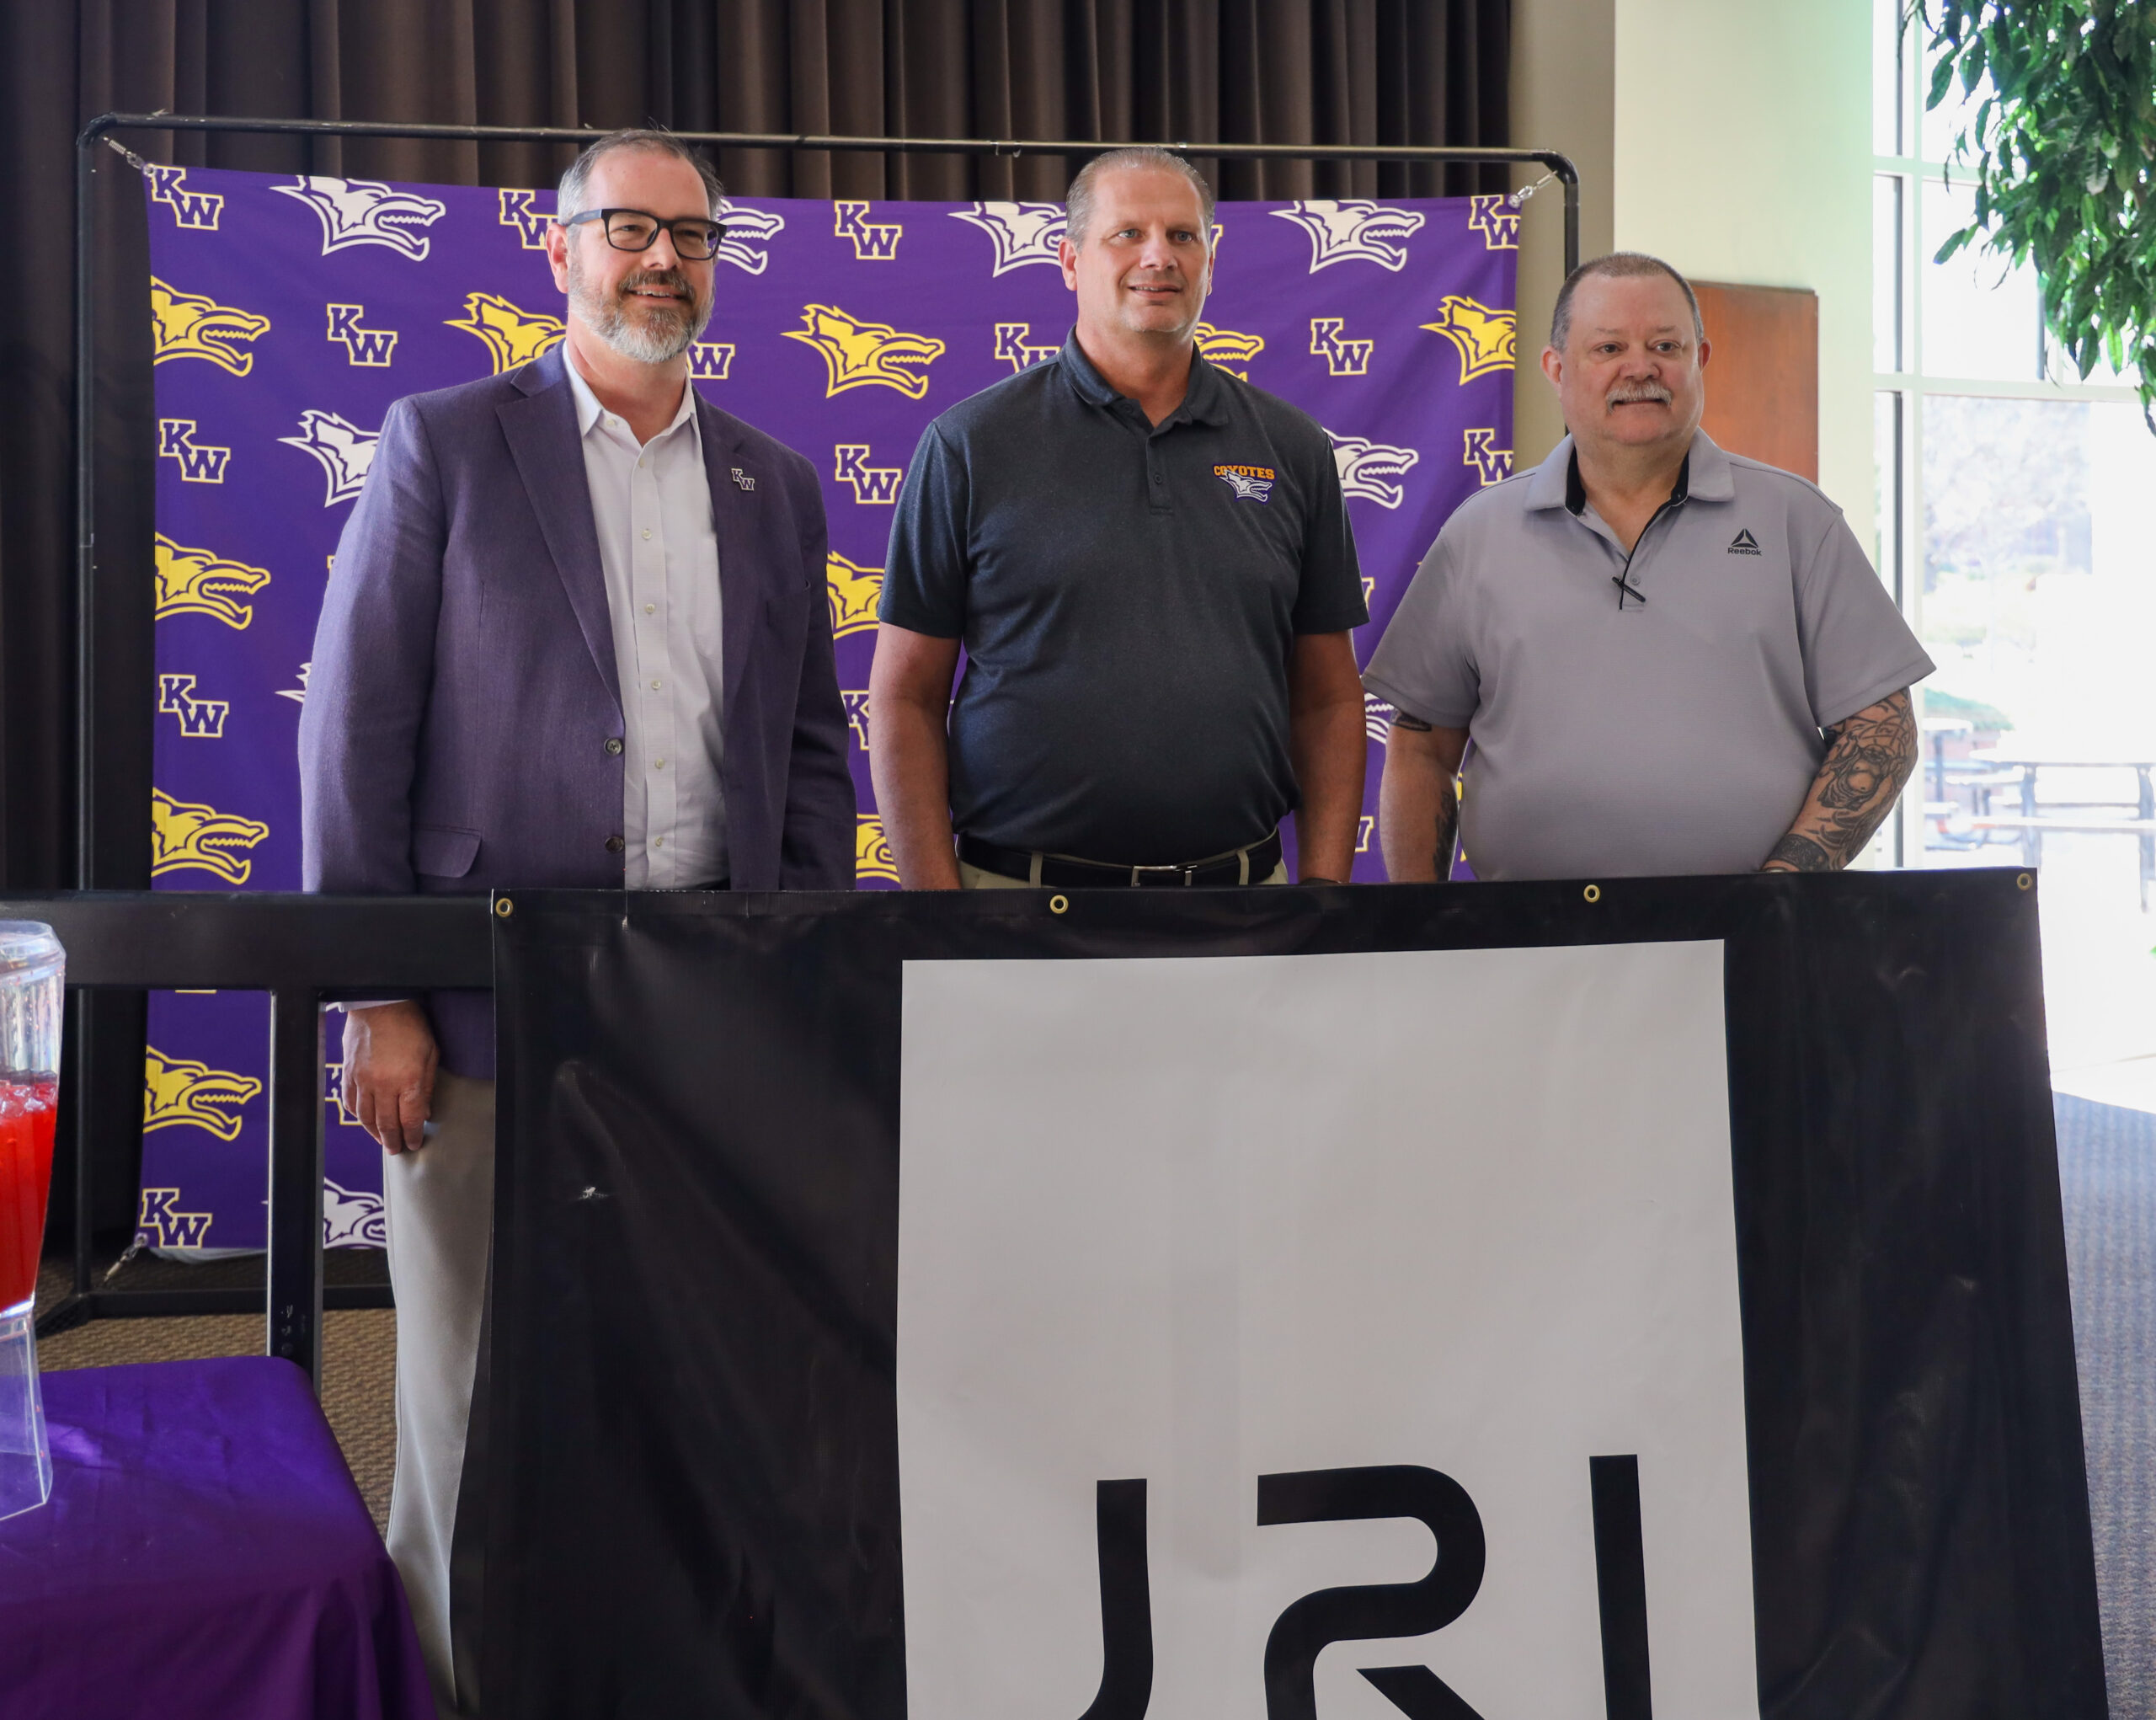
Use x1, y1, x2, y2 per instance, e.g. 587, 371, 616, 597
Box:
878, 332, 1367, 864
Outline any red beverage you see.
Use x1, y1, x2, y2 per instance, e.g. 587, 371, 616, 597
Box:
0, 1080, 57, 1313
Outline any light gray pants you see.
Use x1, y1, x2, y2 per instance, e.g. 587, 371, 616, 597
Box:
383, 1070, 494, 1720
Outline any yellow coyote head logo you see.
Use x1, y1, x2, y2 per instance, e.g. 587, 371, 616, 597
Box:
784, 304, 944, 399
143, 1048, 261, 1140
828, 553, 884, 638
1422, 296, 1517, 383
151, 789, 270, 885
1194, 323, 1265, 380
154, 534, 272, 628
150, 279, 271, 376
446, 292, 565, 374
857, 815, 900, 884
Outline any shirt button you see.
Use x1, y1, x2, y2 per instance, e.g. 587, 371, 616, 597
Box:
651, 836, 664, 848
653, 758, 666, 770
643, 602, 655, 615
649, 678, 662, 691
642, 528, 652, 541
603, 737, 622, 756
605, 834, 625, 854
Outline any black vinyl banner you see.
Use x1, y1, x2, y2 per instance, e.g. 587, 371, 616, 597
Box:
483, 872, 2105, 1720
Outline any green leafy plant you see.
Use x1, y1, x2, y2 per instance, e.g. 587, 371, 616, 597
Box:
1920, 3, 2156, 414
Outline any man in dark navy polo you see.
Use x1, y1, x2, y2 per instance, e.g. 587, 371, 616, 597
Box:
868, 147, 1369, 889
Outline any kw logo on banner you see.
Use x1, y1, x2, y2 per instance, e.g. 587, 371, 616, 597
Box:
280, 410, 379, 506
157, 675, 229, 739
447, 292, 564, 373
152, 789, 270, 885
841, 691, 873, 750
1328, 431, 1420, 510
827, 553, 885, 635
1364, 693, 1396, 743
1273, 200, 1426, 272
787, 306, 944, 399
1195, 323, 1264, 380
499, 188, 554, 249
274, 176, 447, 259
993, 323, 1059, 373
157, 420, 231, 484
1468, 193, 1521, 250
857, 815, 899, 883
155, 534, 270, 627
1464, 427, 1514, 486
1310, 317, 1374, 377
1422, 296, 1517, 383
687, 341, 736, 382
144, 163, 223, 229
136, 1187, 215, 1247
151, 280, 270, 375
834, 201, 903, 260
835, 446, 905, 506
279, 664, 312, 705
951, 201, 1068, 274
327, 304, 398, 366
143, 1050, 260, 1141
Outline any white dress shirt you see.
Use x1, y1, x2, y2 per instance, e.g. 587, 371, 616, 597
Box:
563, 355, 729, 887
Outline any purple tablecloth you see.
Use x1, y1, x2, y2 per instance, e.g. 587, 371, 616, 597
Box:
0, 1356, 434, 1719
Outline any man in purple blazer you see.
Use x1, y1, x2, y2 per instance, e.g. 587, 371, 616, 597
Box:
299, 129, 852, 1716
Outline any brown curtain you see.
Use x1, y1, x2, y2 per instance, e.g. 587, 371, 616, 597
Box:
0, 0, 1509, 894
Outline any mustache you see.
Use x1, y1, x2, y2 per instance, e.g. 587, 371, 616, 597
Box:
1607, 382, 1673, 407
618, 269, 695, 304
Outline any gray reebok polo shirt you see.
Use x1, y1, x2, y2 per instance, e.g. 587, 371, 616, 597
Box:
880, 333, 1367, 863
1363, 430, 1934, 880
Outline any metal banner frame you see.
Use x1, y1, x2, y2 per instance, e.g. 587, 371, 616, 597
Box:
57, 111, 1581, 1388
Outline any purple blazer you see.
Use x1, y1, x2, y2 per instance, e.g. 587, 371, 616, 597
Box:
299, 347, 855, 1077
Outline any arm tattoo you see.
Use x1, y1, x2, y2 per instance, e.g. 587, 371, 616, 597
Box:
1391, 711, 1434, 733
1769, 691, 1918, 872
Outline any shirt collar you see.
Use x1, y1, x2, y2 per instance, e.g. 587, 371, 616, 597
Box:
1056, 329, 1233, 428
1527, 426, 1731, 513
562, 348, 700, 447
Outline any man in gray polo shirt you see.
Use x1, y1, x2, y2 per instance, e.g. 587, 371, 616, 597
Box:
869, 147, 1370, 889
1366, 252, 1931, 881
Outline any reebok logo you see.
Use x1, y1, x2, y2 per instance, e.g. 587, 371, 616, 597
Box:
1728, 529, 1763, 556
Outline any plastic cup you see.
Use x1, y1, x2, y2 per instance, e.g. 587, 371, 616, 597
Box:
0, 923, 62, 1521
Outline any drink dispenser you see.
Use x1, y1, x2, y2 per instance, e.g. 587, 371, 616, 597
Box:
0, 923, 61, 1520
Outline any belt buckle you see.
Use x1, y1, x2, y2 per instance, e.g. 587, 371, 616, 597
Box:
1129, 863, 1191, 888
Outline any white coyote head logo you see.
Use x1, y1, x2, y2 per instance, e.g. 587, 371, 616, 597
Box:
1327, 430, 1421, 510
279, 410, 380, 506
323, 1180, 388, 1247
1271, 200, 1427, 273
716, 201, 787, 274
272, 176, 447, 260
950, 201, 1069, 275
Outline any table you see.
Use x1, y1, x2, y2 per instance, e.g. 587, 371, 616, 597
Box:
0, 1357, 434, 1720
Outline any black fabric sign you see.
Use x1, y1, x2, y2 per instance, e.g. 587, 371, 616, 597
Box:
483, 871, 2104, 1718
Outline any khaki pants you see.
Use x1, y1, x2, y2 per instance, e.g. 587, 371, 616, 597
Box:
383, 1070, 495, 1720
958, 858, 1291, 889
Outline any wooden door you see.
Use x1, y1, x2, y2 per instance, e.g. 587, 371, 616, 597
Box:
1692, 281, 1818, 480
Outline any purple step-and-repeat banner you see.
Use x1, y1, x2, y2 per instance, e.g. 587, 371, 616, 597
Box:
139, 162, 1517, 1251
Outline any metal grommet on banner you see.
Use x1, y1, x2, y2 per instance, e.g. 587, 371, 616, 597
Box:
1582, 884, 1601, 904
1049, 894, 1070, 915
494, 898, 515, 918
2017, 873, 2034, 890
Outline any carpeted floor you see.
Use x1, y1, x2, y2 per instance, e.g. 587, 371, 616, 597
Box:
31, 1249, 397, 1534
21, 1095, 2155, 1714
2056, 1093, 2156, 1718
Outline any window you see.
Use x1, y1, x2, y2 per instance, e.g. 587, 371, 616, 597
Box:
1877, 0, 2156, 1108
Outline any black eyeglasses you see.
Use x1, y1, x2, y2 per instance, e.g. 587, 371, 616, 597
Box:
560, 208, 727, 261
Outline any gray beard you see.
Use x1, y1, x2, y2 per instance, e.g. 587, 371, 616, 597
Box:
568, 256, 712, 364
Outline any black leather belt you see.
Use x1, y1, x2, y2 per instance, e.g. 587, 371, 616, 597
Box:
958, 831, 1283, 888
